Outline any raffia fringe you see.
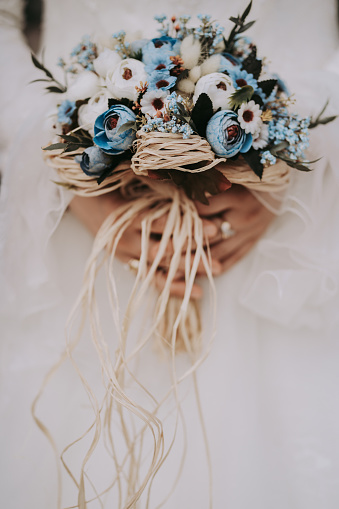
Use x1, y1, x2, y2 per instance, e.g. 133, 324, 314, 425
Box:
41, 135, 289, 507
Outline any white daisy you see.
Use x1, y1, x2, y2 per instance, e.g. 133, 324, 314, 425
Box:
140, 89, 168, 117
237, 100, 262, 135
252, 123, 269, 150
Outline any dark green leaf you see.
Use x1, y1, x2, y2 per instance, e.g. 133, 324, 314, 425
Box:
108, 97, 134, 110
45, 86, 65, 93
276, 153, 319, 172
229, 16, 240, 24
176, 69, 189, 84
242, 47, 262, 80
129, 49, 143, 61
31, 53, 54, 79
228, 86, 254, 109
309, 115, 337, 129
257, 79, 277, 97
43, 143, 66, 151
241, 0, 253, 21
191, 93, 214, 137
64, 144, 82, 153
96, 151, 132, 184
242, 148, 264, 179
269, 141, 289, 155
237, 20, 256, 33
251, 93, 264, 108
29, 78, 53, 84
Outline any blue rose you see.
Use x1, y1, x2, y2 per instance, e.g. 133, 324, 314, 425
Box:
206, 110, 253, 158
76, 146, 114, 176
93, 105, 136, 155
151, 36, 179, 51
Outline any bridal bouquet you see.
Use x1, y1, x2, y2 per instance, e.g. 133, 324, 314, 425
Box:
33, 3, 335, 507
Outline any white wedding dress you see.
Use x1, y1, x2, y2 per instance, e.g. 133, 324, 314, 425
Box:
1, 1, 339, 508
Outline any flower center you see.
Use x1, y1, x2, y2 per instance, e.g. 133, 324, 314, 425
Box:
107, 115, 119, 130
122, 68, 133, 80
226, 125, 239, 140
154, 41, 164, 48
155, 64, 166, 70
156, 79, 169, 89
243, 110, 254, 122
152, 98, 164, 110
236, 78, 248, 87
216, 82, 227, 91
65, 107, 72, 115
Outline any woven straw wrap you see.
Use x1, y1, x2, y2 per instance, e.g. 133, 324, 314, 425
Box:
131, 131, 225, 176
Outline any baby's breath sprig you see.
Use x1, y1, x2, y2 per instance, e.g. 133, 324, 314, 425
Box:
112, 30, 130, 59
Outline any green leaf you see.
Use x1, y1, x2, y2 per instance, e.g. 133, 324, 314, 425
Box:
229, 16, 240, 24
228, 86, 254, 109
129, 49, 143, 61
241, 0, 253, 21
242, 148, 264, 179
176, 69, 189, 84
191, 93, 214, 137
237, 20, 256, 33
45, 86, 66, 94
29, 78, 53, 84
277, 153, 320, 172
43, 143, 66, 151
242, 47, 262, 80
269, 141, 289, 155
108, 97, 134, 110
31, 53, 53, 79
117, 121, 137, 134
257, 79, 277, 97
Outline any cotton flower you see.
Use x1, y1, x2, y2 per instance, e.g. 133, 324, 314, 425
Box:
78, 90, 111, 136
93, 48, 121, 78
140, 89, 168, 117
252, 123, 269, 149
193, 73, 235, 111
237, 100, 263, 135
106, 58, 147, 101
66, 71, 101, 101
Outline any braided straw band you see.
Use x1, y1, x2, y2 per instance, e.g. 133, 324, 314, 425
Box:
131, 131, 226, 177
221, 158, 291, 192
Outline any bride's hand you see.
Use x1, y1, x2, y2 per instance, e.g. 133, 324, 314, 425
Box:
194, 184, 275, 273
68, 191, 218, 299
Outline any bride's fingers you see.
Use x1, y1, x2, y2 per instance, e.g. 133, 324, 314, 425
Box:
132, 212, 218, 242
154, 271, 203, 300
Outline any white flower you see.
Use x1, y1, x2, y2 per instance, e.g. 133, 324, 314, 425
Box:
78, 90, 111, 136
140, 89, 168, 117
93, 48, 121, 78
193, 73, 235, 111
106, 58, 147, 101
252, 123, 269, 149
237, 100, 263, 135
66, 71, 101, 101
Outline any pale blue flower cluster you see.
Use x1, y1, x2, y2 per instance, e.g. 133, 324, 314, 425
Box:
260, 151, 277, 165
154, 14, 169, 37
268, 113, 310, 160
57, 100, 76, 125
142, 117, 193, 139
195, 16, 224, 53
233, 36, 253, 61
69, 36, 96, 71
166, 91, 183, 115
112, 30, 130, 58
